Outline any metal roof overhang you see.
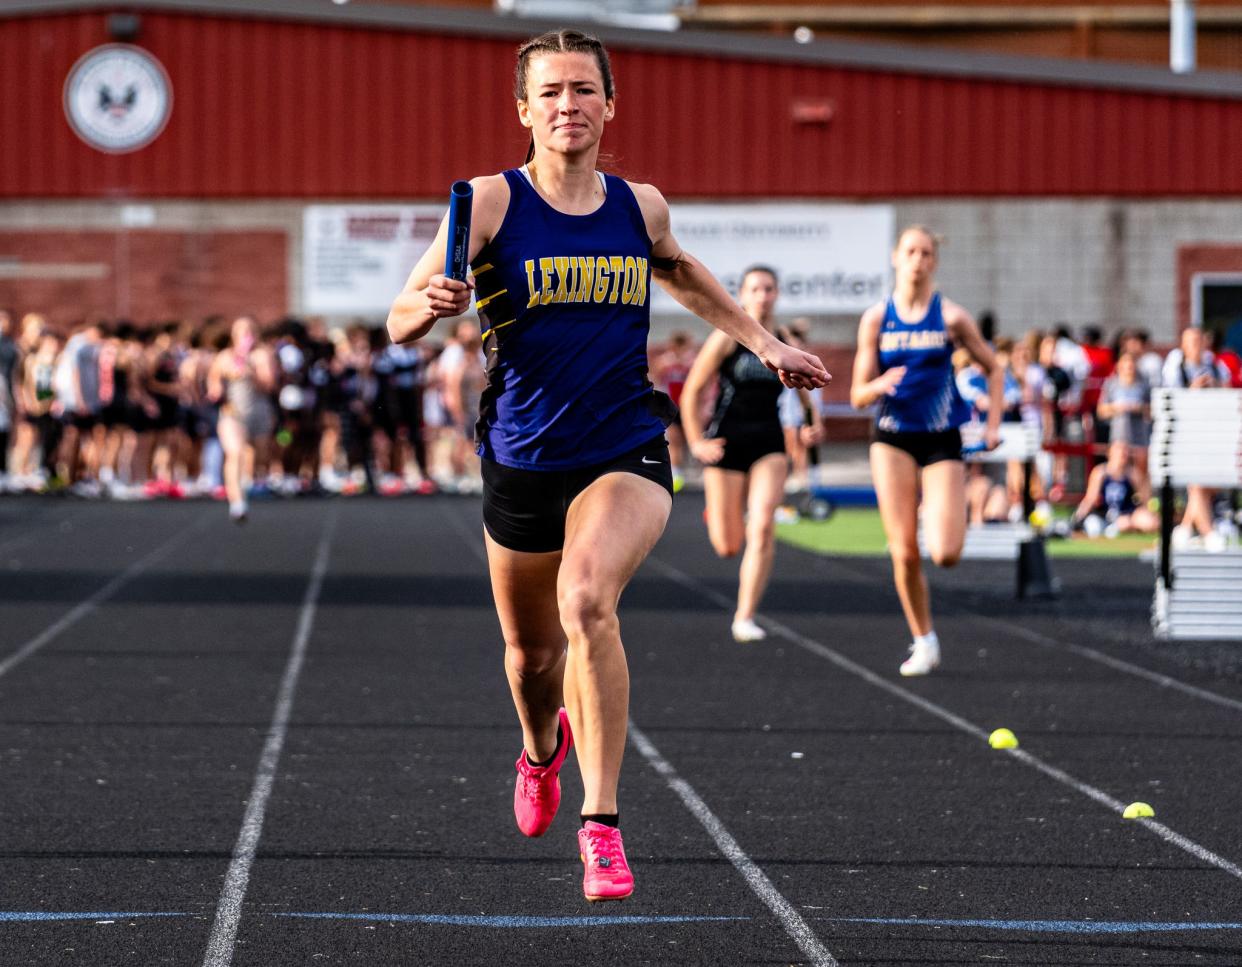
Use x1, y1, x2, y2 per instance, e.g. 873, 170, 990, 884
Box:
7, 0, 1242, 99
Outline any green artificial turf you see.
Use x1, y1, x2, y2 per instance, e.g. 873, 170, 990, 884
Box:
776, 508, 1157, 559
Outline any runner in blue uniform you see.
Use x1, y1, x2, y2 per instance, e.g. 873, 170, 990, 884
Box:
386, 29, 829, 902
851, 226, 1001, 676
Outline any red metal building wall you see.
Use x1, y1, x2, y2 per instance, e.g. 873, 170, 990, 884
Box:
5, 8, 1242, 199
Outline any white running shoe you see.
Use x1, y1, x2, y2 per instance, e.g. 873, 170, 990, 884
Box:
900, 639, 941, 677
731, 618, 767, 643
229, 500, 248, 524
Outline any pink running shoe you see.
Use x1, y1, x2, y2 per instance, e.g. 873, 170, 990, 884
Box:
513, 708, 573, 837
578, 822, 634, 902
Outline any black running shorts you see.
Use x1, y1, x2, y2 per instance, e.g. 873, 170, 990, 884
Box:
482, 434, 673, 553
713, 428, 786, 474
872, 427, 963, 468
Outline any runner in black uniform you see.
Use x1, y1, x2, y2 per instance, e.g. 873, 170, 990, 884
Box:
371, 330, 433, 493
326, 326, 377, 495
274, 318, 322, 493
147, 323, 184, 494
98, 321, 133, 491
681, 265, 805, 642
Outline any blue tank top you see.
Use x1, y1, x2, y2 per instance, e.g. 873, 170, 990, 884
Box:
874, 292, 970, 433
469, 169, 671, 470
1100, 473, 1137, 518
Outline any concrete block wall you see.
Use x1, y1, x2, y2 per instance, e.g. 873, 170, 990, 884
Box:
892, 199, 1242, 345
2, 198, 1240, 345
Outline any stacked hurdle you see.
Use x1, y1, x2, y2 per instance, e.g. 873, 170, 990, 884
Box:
1151, 388, 1242, 640
958, 423, 1041, 558
919, 422, 1059, 598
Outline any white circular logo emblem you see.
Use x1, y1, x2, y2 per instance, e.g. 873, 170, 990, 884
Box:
63, 44, 172, 154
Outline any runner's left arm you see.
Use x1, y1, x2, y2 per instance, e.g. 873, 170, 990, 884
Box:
631, 182, 829, 391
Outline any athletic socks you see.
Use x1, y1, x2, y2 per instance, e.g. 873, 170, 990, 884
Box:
521, 719, 619, 831
525, 722, 564, 770
913, 630, 939, 651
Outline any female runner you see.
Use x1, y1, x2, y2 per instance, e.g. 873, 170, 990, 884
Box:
851, 226, 1001, 676
680, 266, 822, 642
207, 316, 277, 523
387, 29, 828, 902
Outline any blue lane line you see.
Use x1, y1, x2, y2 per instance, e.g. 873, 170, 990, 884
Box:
277, 913, 748, 928
11, 911, 1238, 936
0, 912, 186, 922
2, 910, 742, 929
828, 918, 1242, 935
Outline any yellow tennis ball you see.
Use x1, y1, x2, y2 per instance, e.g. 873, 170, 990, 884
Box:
988, 727, 1019, 750
1123, 801, 1155, 820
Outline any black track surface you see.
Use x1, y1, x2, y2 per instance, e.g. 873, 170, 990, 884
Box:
1, 495, 1240, 966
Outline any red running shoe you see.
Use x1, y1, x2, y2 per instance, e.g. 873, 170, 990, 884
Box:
578, 822, 634, 902
513, 708, 572, 837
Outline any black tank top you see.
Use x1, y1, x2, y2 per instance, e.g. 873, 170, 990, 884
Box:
151, 350, 179, 401
111, 363, 129, 404
707, 344, 784, 439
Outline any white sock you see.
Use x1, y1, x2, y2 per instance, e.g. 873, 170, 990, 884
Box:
914, 630, 939, 650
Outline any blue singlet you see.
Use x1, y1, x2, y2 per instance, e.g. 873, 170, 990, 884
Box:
469, 169, 671, 470
874, 292, 970, 433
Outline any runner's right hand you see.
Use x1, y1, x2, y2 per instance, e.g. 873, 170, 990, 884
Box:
424, 274, 475, 318
691, 438, 726, 465
876, 366, 907, 396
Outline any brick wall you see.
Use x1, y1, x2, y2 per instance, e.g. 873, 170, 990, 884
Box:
1177, 244, 1242, 334
0, 230, 287, 328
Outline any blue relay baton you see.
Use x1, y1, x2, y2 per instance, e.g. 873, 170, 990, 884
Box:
444, 180, 473, 282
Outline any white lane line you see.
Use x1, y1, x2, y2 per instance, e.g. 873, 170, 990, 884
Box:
813, 551, 1242, 718
201, 511, 337, 967
0, 512, 210, 681
647, 554, 1242, 883
628, 723, 839, 967
446, 507, 838, 965
969, 612, 1242, 717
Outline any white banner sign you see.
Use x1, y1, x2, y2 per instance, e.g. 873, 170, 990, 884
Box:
655, 204, 894, 314
303, 205, 443, 315
303, 202, 894, 316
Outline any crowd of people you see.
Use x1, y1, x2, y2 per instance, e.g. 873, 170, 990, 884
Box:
0, 309, 486, 514
950, 320, 1241, 546
0, 306, 1238, 537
